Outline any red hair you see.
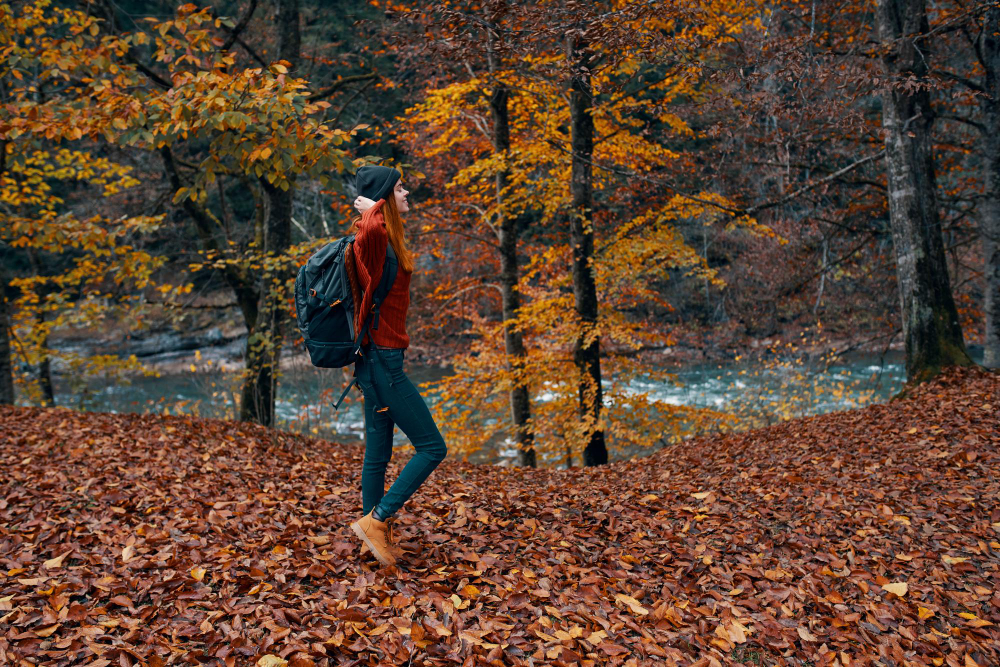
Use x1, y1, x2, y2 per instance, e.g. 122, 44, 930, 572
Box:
349, 191, 414, 273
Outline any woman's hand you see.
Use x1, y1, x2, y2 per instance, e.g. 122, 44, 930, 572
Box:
354, 196, 376, 214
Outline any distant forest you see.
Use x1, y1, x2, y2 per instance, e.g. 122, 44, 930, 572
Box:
2, 0, 996, 462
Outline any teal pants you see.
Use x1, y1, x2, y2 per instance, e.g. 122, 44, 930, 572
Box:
355, 347, 447, 518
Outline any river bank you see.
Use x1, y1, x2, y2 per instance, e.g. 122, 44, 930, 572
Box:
51, 314, 914, 377
40, 312, 985, 467
49, 342, 926, 467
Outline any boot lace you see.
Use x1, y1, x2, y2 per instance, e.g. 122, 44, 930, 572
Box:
386, 520, 396, 547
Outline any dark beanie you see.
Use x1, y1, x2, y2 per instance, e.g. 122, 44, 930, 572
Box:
356, 165, 401, 204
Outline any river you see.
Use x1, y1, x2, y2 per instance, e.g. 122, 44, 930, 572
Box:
51, 348, 942, 466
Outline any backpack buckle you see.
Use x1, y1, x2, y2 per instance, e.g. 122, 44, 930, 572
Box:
309, 288, 317, 297
330, 299, 341, 308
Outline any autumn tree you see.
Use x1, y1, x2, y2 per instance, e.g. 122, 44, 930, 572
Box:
983, 5, 1000, 368
0, 1, 172, 405
0, 284, 11, 404
485, 9, 536, 467
876, 0, 973, 381
565, 25, 607, 466
391, 1, 760, 464
928, 2, 1000, 368
85, 2, 364, 425
0, 0, 373, 422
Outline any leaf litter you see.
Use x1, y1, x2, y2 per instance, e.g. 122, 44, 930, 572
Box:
1, 367, 997, 666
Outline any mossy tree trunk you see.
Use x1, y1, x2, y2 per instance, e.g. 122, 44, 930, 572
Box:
239, 0, 299, 425
876, 0, 973, 382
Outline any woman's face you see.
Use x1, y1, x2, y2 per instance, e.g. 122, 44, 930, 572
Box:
393, 179, 409, 214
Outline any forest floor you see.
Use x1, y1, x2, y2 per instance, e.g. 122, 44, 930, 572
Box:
1, 367, 998, 667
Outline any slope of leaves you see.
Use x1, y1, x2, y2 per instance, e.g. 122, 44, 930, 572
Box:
1, 367, 998, 666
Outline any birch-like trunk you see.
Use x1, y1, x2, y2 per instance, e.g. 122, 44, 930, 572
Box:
876, 0, 972, 382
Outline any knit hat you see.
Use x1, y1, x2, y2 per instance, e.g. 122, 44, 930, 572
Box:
356, 165, 401, 204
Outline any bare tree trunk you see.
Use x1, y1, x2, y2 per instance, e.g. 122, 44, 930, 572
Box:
0, 137, 13, 406
876, 0, 972, 382
487, 24, 535, 468
0, 278, 13, 406
37, 334, 54, 406
981, 7, 1000, 368
25, 251, 54, 406
567, 35, 608, 466
240, 0, 300, 425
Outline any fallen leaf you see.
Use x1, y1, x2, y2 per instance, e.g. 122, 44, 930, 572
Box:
797, 626, 818, 642
35, 623, 59, 637
257, 656, 287, 667
43, 551, 72, 569
614, 593, 649, 616
882, 582, 908, 597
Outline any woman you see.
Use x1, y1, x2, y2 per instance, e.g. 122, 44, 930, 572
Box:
346, 164, 448, 568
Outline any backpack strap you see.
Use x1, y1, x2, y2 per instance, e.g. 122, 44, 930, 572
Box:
370, 243, 398, 331
334, 377, 356, 410
335, 243, 399, 412
307, 286, 342, 308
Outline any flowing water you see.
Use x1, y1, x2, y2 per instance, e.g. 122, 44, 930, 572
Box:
50, 348, 933, 466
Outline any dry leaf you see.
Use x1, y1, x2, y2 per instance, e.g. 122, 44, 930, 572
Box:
257, 656, 287, 667
882, 582, 908, 597
0, 368, 997, 667
35, 624, 59, 638
614, 593, 649, 616
43, 551, 72, 569
797, 626, 818, 642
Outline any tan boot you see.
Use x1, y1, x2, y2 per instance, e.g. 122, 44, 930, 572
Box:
350, 510, 397, 567
360, 518, 404, 559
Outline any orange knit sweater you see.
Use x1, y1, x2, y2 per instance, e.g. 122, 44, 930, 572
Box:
347, 199, 411, 348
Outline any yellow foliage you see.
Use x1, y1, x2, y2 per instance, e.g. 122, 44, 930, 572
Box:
397, 6, 772, 460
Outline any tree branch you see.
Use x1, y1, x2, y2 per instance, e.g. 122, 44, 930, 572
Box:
932, 68, 986, 94
307, 72, 379, 102
937, 113, 986, 133
220, 0, 259, 53
330, 77, 375, 127
410, 227, 499, 248
743, 150, 886, 216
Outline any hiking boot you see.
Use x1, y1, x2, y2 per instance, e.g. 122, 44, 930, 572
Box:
350, 510, 397, 567
361, 518, 405, 559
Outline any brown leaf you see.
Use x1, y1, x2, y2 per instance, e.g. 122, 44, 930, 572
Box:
614, 593, 649, 616
257, 657, 287, 667
796, 626, 818, 642
43, 550, 72, 569
882, 582, 908, 597
34, 623, 59, 638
